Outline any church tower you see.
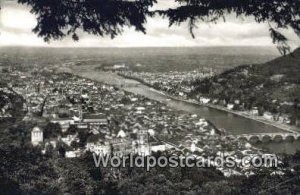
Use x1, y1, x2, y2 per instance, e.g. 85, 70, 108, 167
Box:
136, 130, 150, 156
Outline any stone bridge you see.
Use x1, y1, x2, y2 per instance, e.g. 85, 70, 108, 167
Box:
226, 133, 300, 143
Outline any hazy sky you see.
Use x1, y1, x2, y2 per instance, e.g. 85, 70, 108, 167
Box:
0, 0, 299, 48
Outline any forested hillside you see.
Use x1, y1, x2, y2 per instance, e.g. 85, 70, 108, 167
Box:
191, 48, 300, 125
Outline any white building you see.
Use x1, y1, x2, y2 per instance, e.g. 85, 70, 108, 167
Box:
263, 112, 273, 120
86, 141, 111, 156
65, 150, 82, 158
199, 97, 210, 104
190, 142, 196, 152
151, 144, 166, 152
227, 104, 234, 110
117, 130, 127, 138
251, 107, 259, 115
113, 64, 126, 70
136, 130, 151, 156
148, 129, 156, 136
31, 126, 43, 146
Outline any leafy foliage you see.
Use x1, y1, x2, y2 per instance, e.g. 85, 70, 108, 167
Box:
44, 122, 62, 139
17, 0, 157, 42
158, 0, 300, 53
6, 0, 298, 52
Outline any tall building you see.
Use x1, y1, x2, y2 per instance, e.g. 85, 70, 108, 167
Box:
136, 130, 151, 156
137, 130, 148, 144
31, 126, 43, 146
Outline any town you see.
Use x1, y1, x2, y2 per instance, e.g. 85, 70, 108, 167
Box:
118, 68, 215, 99
0, 65, 283, 176
116, 68, 300, 132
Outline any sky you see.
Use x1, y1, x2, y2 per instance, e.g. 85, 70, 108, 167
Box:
0, 0, 299, 48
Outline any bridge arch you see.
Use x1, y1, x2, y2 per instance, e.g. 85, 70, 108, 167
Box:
237, 137, 248, 142
273, 135, 283, 142
285, 135, 295, 142
249, 135, 260, 144
261, 135, 272, 143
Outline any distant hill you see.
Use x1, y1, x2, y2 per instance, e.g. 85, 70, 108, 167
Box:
267, 47, 300, 67
190, 48, 300, 124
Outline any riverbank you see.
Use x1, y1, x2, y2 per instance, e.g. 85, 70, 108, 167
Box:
194, 101, 300, 134
65, 68, 300, 154
65, 66, 298, 134
117, 72, 300, 134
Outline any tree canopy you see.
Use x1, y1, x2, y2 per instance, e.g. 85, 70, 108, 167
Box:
2, 0, 299, 53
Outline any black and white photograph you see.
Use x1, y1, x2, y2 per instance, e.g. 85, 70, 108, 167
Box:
0, 0, 300, 194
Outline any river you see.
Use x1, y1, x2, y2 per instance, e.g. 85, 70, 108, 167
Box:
69, 66, 300, 154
